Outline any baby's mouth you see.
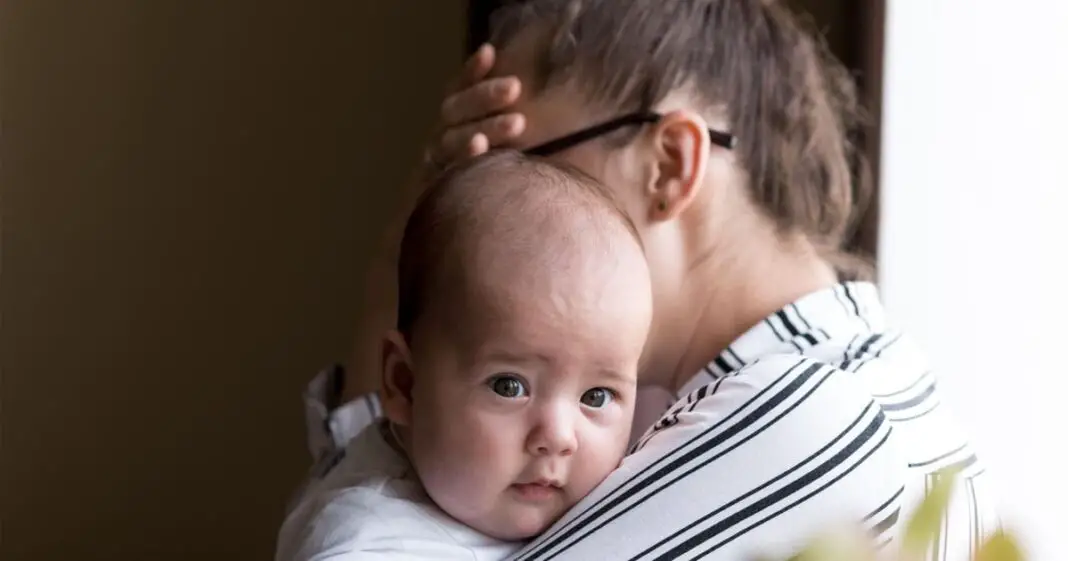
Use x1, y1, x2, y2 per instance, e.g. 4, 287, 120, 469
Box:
510, 479, 563, 501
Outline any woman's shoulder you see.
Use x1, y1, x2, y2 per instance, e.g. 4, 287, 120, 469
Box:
623, 353, 909, 553
634, 354, 903, 458
696, 354, 876, 406
692, 328, 936, 416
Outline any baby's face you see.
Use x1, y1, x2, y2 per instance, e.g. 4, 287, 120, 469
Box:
404, 255, 652, 541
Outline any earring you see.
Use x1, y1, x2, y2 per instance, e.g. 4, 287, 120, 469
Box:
657, 200, 668, 212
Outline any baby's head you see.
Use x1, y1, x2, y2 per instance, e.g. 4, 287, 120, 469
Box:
380, 150, 652, 540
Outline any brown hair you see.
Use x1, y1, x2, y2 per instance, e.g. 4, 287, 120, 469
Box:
490, 0, 873, 279
396, 149, 642, 339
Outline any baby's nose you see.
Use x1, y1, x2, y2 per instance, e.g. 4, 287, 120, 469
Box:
527, 408, 577, 457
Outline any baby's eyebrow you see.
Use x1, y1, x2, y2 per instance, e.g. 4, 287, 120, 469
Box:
593, 367, 636, 386
479, 349, 552, 367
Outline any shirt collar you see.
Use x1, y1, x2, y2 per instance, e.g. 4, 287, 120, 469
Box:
678, 281, 886, 395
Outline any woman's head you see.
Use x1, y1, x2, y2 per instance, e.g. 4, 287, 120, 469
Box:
486, 0, 871, 382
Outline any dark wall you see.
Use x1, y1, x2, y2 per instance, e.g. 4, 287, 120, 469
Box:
0, 2, 465, 559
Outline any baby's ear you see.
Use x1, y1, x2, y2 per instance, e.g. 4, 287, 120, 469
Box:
380, 330, 416, 426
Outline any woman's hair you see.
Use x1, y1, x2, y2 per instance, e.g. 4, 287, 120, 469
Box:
490, 0, 874, 279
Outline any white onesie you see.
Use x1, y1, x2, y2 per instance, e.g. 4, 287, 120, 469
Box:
276, 422, 521, 561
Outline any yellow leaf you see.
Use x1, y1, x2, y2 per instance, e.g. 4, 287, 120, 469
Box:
901, 469, 958, 556
975, 530, 1026, 561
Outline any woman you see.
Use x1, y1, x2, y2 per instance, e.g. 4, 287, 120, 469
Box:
299, 1, 999, 559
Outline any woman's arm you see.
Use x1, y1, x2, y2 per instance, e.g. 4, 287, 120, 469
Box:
507, 356, 908, 561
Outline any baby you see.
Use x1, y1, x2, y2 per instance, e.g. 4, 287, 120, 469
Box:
276, 150, 653, 560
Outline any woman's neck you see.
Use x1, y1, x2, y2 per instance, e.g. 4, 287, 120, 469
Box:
665, 235, 839, 393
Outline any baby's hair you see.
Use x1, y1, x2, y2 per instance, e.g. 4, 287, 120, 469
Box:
396, 150, 642, 340
491, 0, 873, 279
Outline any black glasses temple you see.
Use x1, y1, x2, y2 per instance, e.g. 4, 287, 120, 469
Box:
525, 112, 736, 157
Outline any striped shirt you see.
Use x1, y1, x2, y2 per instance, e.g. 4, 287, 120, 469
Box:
292, 282, 1000, 561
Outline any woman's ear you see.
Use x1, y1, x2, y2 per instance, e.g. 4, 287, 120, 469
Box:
380, 330, 416, 427
643, 110, 711, 222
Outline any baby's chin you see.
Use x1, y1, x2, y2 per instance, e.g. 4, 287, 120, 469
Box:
466, 503, 567, 542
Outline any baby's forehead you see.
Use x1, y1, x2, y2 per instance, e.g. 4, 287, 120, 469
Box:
446, 181, 633, 262
447, 184, 645, 304
400, 150, 646, 343
444, 315, 642, 378
457, 222, 640, 296
451, 249, 649, 339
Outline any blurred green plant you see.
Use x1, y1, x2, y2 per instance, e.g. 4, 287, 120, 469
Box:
780, 470, 1025, 561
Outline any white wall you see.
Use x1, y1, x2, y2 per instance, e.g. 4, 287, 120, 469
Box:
879, 1, 1068, 558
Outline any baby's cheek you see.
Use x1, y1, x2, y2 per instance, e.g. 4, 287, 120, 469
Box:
422, 413, 516, 491
574, 432, 628, 497
418, 448, 495, 523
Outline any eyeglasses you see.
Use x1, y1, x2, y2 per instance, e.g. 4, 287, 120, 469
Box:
523, 111, 737, 157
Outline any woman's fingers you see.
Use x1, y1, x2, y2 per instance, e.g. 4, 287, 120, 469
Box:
449, 43, 495, 94
440, 76, 522, 126
467, 133, 490, 157
438, 113, 526, 161
425, 43, 527, 169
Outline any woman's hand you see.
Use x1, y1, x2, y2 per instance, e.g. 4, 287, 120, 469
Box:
343, 44, 527, 401
423, 44, 527, 170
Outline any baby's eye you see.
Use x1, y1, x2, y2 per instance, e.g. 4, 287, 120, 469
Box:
580, 388, 613, 408
489, 375, 528, 399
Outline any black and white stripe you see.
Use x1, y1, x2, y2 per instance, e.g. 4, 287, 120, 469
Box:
709, 346, 747, 378
877, 372, 940, 422
865, 485, 905, 547
763, 311, 834, 355
835, 283, 873, 331
633, 366, 740, 453
625, 404, 893, 561
841, 332, 906, 373
633, 382, 717, 453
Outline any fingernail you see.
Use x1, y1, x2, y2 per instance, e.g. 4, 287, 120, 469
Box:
500, 115, 520, 133
495, 80, 513, 96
